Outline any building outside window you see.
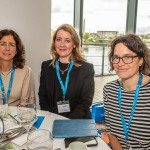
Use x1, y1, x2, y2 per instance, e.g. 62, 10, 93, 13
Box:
82, 0, 127, 75
51, 0, 150, 76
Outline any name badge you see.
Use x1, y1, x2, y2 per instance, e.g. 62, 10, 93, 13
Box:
57, 100, 70, 113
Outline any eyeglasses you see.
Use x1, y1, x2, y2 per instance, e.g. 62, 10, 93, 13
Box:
111, 55, 138, 64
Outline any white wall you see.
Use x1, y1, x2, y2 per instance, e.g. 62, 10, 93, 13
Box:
0, 0, 51, 108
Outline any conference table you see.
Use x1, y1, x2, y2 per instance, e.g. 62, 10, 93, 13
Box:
2, 107, 111, 150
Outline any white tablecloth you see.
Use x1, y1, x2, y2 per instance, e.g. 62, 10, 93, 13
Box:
9, 107, 111, 150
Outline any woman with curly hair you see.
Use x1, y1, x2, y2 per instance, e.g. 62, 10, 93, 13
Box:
103, 33, 150, 149
0, 29, 35, 106
39, 24, 94, 119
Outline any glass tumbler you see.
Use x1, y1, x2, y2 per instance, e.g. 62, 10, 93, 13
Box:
27, 129, 53, 150
0, 94, 8, 118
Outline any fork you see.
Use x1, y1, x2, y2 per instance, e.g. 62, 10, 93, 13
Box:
0, 127, 26, 145
4, 127, 26, 139
0, 127, 36, 149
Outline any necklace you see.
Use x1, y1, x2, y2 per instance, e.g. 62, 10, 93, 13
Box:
58, 61, 69, 74
0, 70, 12, 77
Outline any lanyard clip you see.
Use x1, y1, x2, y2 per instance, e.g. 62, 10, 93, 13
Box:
62, 96, 65, 101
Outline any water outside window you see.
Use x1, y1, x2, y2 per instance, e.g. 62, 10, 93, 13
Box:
51, 0, 150, 76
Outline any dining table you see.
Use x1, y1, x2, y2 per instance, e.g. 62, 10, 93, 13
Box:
1, 106, 112, 150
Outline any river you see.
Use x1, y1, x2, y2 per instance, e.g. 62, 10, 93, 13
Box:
83, 45, 112, 76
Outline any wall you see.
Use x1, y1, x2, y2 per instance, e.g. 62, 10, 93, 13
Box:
0, 0, 51, 108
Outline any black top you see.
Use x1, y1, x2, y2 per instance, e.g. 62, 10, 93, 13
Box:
38, 59, 95, 119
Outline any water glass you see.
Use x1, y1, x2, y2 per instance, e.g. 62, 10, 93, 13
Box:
17, 103, 36, 131
27, 129, 53, 150
2, 142, 20, 150
0, 94, 8, 118
0, 116, 4, 140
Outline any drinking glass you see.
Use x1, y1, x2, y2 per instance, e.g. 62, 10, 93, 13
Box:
0, 94, 8, 118
0, 94, 8, 139
0, 116, 4, 140
17, 103, 36, 131
1, 142, 20, 150
27, 129, 53, 150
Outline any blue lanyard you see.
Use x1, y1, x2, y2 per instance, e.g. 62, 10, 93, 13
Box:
118, 73, 143, 140
55, 59, 74, 100
0, 67, 15, 104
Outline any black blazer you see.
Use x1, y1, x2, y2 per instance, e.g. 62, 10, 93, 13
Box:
38, 60, 95, 119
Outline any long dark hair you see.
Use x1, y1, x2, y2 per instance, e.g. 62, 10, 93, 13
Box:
0, 29, 25, 68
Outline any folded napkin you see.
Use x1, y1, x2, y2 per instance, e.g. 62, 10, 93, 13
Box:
11, 132, 28, 146
33, 116, 45, 129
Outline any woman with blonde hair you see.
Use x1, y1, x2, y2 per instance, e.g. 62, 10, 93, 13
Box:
39, 24, 95, 119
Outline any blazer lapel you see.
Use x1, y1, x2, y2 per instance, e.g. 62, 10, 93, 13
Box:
67, 66, 78, 89
48, 66, 56, 98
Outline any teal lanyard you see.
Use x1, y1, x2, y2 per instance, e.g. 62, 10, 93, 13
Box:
118, 73, 143, 140
55, 59, 74, 100
0, 67, 15, 104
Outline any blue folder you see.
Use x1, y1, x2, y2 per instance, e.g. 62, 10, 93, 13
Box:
52, 119, 98, 138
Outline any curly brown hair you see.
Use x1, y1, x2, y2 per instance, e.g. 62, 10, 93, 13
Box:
0, 29, 25, 68
109, 33, 150, 75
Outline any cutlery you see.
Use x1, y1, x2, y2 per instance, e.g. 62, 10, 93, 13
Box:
0, 127, 26, 143
0, 126, 36, 143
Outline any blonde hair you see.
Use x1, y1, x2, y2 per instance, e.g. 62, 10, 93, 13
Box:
50, 24, 85, 67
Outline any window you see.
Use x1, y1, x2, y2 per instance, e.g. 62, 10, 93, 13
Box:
82, 0, 127, 75
137, 0, 150, 35
83, 0, 127, 34
51, 0, 74, 30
